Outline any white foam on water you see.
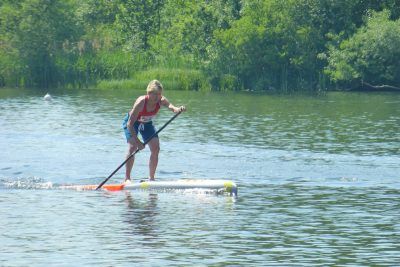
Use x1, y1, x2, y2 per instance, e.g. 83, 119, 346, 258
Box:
1, 177, 53, 190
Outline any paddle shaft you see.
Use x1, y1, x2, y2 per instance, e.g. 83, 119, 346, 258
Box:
96, 111, 182, 190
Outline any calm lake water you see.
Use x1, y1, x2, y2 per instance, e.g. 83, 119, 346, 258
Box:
1, 88, 399, 266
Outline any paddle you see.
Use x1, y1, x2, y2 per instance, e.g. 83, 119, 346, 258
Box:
96, 111, 182, 190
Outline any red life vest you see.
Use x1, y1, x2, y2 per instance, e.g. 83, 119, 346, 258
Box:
137, 95, 161, 123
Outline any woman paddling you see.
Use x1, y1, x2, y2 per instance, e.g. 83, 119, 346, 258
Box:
122, 80, 185, 183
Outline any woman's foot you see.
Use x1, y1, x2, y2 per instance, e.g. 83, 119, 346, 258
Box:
139, 178, 155, 183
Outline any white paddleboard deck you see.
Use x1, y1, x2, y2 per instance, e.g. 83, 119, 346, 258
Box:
61, 179, 238, 195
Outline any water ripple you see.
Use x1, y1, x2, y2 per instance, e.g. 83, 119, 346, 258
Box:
1, 89, 399, 266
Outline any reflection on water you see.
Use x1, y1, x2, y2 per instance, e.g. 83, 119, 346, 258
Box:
122, 192, 159, 239
1, 88, 399, 266
1, 185, 398, 266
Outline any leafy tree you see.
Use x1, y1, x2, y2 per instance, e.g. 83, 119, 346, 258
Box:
209, 0, 321, 91
326, 10, 400, 87
0, 0, 80, 87
148, 0, 241, 68
117, 0, 165, 50
208, 0, 400, 91
0, 2, 23, 86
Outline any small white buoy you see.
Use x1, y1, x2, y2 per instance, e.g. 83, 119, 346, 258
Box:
43, 93, 52, 101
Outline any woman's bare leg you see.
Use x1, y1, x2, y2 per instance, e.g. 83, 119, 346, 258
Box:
147, 137, 160, 180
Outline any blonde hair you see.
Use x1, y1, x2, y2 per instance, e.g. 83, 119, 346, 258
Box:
146, 80, 163, 94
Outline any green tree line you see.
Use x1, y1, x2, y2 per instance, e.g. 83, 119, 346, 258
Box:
0, 0, 399, 91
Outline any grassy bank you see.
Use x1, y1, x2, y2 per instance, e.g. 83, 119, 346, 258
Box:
95, 68, 211, 91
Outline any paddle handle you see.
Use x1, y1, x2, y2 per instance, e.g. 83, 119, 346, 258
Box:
96, 111, 182, 190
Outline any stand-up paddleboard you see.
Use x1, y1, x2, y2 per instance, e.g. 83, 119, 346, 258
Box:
61, 179, 238, 196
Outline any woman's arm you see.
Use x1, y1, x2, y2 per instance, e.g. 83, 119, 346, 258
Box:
127, 97, 145, 147
161, 96, 186, 113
